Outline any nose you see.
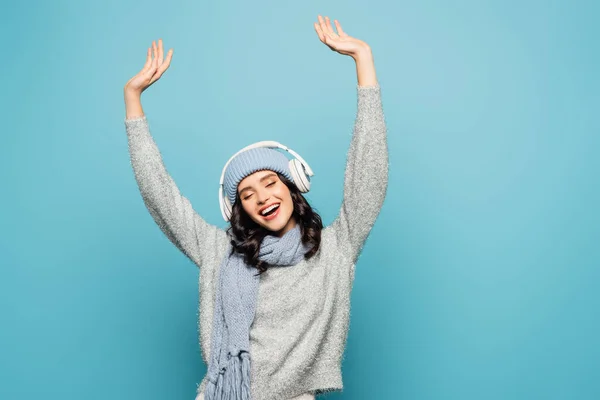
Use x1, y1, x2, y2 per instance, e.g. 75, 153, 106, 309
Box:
256, 188, 270, 205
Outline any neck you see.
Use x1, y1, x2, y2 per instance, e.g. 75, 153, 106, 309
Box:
275, 216, 297, 237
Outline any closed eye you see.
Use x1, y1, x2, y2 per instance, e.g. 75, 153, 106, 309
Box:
241, 181, 276, 201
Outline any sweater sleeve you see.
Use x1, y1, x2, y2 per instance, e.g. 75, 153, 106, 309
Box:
125, 116, 227, 268
329, 84, 389, 263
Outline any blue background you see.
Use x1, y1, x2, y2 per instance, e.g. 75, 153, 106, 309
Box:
1, 0, 599, 398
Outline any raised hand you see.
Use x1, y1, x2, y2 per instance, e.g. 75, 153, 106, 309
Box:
313, 16, 370, 59
124, 39, 173, 96
313, 15, 377, 86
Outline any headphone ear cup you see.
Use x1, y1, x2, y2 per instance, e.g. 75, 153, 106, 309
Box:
222, 195, 233, 222
289, 159, 310, 193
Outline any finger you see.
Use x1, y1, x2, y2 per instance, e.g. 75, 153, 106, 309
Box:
324, 16, 337, 37
150, 48, 173, 84
314, 22, 326, 42
158, 39, 164, 67
159, 48, 173, 73
142, 44, 156, 77
151, 40, 159, 69
144, 41, 158, 79
334, 20, 347, 37
142, 47, 152, 72
318, 15, 328, 36
319, 16, 337, 42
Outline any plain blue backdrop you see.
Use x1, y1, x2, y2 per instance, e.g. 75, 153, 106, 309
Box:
1, 0, 599, 398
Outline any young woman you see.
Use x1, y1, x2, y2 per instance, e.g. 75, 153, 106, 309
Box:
123, 15, 388, 400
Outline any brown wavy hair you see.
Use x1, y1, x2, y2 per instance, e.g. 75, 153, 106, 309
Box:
226, 173, 323, 274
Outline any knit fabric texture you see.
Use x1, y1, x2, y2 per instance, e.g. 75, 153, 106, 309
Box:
223, 147, 294, 205
125, 84, 388, 400
205, 224, 311, 400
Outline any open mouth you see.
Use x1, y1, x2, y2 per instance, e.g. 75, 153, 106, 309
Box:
260, 203, 280, 220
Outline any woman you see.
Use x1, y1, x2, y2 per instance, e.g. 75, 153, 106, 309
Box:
123, 15, 388, 400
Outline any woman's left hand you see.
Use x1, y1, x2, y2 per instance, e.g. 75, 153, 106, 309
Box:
313, 15, 370, 59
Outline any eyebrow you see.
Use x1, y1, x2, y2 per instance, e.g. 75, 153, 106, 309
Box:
238, 172, 278, 196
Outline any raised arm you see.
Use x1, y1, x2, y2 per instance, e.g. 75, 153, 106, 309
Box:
124, 39, 226, 268
314, 17, 389, 263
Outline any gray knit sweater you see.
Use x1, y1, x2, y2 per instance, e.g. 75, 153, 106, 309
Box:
125, 85, 388, 400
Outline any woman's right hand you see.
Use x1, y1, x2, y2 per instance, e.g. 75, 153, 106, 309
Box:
124, 39, 173, 97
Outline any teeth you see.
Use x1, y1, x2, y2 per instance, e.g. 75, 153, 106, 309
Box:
261, 204, 279, 216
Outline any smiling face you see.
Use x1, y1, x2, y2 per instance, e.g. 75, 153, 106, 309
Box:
237, 170, 296, 236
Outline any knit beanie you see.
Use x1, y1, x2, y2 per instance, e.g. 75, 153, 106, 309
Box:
223, 147, 295, 205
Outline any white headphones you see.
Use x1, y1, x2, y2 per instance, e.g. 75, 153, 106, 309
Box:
218, 140, 315, 222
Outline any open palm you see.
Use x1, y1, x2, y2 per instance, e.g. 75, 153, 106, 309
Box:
313, 15, 369, 57
125, 39, 173, 95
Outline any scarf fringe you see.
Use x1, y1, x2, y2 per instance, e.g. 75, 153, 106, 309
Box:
204, 353, 251, 400
241, 353, 251, 398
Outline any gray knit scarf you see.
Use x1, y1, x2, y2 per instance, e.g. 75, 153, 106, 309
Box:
203, 224, 310, 400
